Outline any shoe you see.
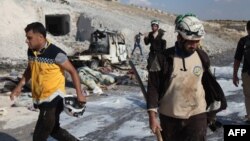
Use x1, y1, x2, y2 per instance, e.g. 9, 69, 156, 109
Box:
208, 120, 223, 132
245, 120, 250, 124
244, 115, 250, 124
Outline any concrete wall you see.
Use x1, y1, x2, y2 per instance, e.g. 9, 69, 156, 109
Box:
76, 14, 94, 41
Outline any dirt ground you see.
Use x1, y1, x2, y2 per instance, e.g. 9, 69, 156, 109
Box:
0, 122, 34, 141
0, 50, 235, 141
0, 84, 228, 141
0, 85, 149, 141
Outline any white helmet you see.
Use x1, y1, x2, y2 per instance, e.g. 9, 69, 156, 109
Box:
175, 14, 205, 40
63, 95, 86, 117
151, 20, 159, 26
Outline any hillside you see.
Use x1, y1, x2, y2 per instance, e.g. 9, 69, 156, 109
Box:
0, 0, 247, 68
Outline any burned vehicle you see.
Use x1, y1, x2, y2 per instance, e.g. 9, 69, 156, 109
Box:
69, 29, 129, 69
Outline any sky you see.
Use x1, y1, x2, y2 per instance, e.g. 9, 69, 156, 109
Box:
120, 0, 250, 20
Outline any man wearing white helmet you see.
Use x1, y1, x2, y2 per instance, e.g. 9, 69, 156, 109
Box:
144, 19, 167, 72
146, 14, 227, 141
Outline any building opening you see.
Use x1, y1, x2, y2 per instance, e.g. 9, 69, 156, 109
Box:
45, 14, 70, 36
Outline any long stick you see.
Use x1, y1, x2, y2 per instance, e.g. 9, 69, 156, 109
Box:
156, 128, 163, 141
129, 61, 147, 99
129, 60, 163, 141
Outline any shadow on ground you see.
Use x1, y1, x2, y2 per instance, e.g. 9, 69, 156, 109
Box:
0, 132, 18, 141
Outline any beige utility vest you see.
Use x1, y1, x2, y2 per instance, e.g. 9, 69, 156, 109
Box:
159, 51, 207, 119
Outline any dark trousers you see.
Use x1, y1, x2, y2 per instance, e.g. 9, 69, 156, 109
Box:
33, 99, 78, 141
160, 113, 207, 141
131, 43, 143, 55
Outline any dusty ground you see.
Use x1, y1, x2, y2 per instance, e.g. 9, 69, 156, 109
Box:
0, 83, 244, 141
0, 85, 149, 141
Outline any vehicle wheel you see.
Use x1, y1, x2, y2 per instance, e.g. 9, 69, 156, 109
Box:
89, 59, 99, 69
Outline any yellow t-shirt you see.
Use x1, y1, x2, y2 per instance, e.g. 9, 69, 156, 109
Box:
28, 43, 67, 104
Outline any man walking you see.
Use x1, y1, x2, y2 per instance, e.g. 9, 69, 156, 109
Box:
131, 32, 143, 56
10, 22, 86, 141
233, 21, 250, 123
146, 14, 227, 141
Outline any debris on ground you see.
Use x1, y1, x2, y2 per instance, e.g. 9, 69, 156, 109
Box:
0, 108, 7, 116
78, 66, 116, 95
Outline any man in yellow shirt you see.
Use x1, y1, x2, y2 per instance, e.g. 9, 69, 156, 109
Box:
10, 22, 86, 141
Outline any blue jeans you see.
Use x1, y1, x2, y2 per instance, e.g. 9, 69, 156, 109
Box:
131, 43, 143, 55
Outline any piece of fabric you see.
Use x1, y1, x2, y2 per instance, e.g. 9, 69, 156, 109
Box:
242, 72, 250, 120
131, 43, 143, 55
55, 52, 68, 64
144, 29, 166, 53
149, 55, 161, 72
28, 43, 66, 103
159, 52, 206, 119
33, 99, 78, 141
146, 46, 227, 115
234, 35, 250, 74
78, 66, 115, 90
160, 113, 207, 141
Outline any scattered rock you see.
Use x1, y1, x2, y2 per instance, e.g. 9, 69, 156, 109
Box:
0, 108, 8, 116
